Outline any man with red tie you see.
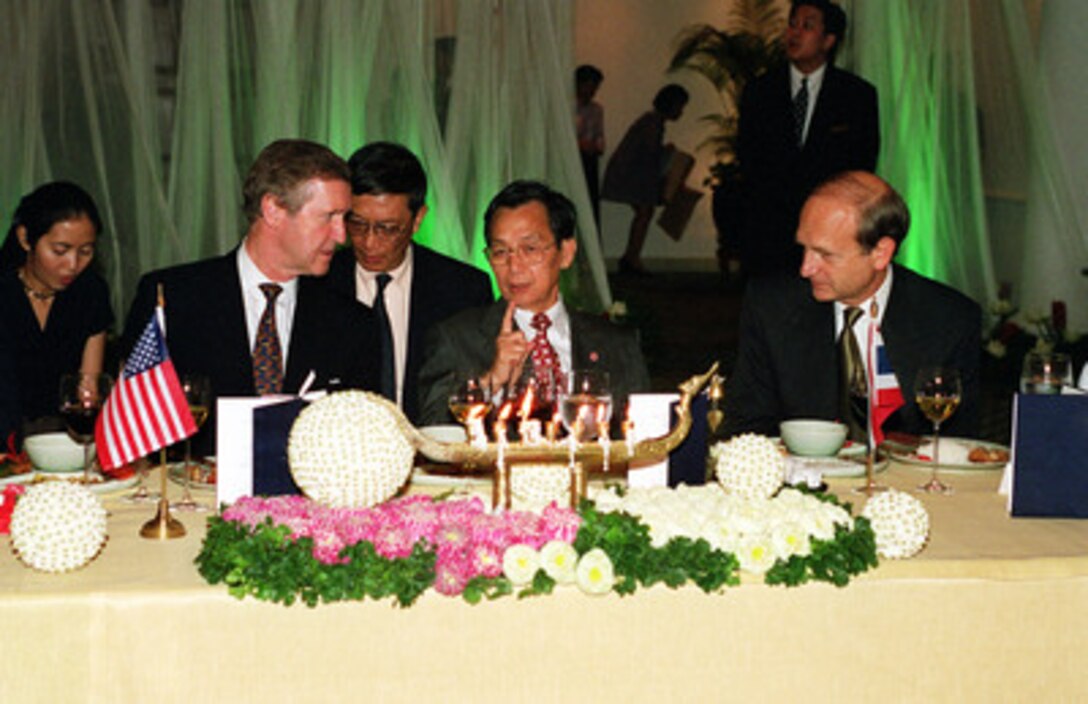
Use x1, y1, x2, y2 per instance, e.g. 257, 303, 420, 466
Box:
418, 180, 649, 430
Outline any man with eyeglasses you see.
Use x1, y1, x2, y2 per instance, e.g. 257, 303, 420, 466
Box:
327, 142, 493, 423
418, 180, 649, 430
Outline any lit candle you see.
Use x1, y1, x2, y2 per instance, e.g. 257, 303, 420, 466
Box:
623, 411, 635, 457
467, 405, 488, 448
521, 419, 542, 445
597, 405, 610, 472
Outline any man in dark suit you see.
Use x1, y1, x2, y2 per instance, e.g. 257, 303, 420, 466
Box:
418, 180, 649, 429
724, 171, 981, 440
123, 139, 377, 455
327, 142, 493, 424
737, 0, 879, 276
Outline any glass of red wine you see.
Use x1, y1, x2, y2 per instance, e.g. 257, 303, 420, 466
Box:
58, 372, 112, 485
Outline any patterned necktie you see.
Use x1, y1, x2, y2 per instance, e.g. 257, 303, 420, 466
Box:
529, 312, 564, 402
793, 77, 809, 147
375, 273, 396, 401
838, 306, 868, 442
253, 283, 283, 395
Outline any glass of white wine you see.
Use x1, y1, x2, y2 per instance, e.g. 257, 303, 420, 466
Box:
447, 372, 493, 442
174, 374, 211, 511
559, 370, 612, 442
914, 367, 961, 494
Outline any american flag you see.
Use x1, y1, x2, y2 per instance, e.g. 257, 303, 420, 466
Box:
95, 311, 196, 471
866, 322, 904, 446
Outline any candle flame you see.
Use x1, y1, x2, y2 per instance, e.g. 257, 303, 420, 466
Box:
467, 404, 487, 422
498, 401, 514, 422
518, 384, 535, 420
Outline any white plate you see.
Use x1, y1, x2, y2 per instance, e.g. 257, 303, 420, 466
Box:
885, 437, 1009, 470
420, 425, 468, 443
167, 460, 217, 491
786, 453, 889, 479
20, 472, 140, 494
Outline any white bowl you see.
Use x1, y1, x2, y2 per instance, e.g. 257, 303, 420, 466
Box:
779, 419, 847, 457
420, 425, 468, 444
24, 432, 88, 473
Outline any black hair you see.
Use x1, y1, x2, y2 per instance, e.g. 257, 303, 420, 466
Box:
791, 0, 847, 64
653, 84, 690, 115
483, 180, 577, 246
347, 141, 428, 215
575, 64, 604, 86
0, 181, 102, 270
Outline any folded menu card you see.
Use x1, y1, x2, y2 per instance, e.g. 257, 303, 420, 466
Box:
1010, 394, 1088, 517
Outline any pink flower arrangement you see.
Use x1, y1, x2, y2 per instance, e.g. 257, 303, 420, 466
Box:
221, 495, 581, 596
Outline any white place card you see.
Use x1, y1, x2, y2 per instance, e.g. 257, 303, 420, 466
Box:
216, 392, 324, 506
626, 393, 679, 487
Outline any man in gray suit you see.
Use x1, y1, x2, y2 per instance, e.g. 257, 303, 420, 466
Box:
418, 180, 649, 430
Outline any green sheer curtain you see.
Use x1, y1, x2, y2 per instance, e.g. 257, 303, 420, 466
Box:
852, 0, 996, 307
5, 0, 1083, 326
443, 0, 609, 310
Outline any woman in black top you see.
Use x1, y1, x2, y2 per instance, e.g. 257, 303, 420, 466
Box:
0, 182, 113, 436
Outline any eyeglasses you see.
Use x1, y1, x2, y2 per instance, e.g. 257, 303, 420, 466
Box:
346, 215, 410, 240
484, 242, 556, 266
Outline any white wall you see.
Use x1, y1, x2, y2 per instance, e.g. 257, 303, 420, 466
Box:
575, 0, 745, 271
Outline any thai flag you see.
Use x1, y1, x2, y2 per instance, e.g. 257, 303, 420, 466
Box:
95, 309, 196, 471
867, 325, 904, 446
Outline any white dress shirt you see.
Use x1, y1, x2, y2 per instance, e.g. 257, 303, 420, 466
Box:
237, 243, 297, 367
354, 248, 413, 407
834, 266, 894, 384
790, 62, 827, 146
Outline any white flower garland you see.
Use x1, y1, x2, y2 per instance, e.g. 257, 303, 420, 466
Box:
9, 483, 108, 573
591, 484, 853, 574
861, 489, 929, 559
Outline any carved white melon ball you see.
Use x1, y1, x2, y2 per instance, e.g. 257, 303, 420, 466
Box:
861, 489, 930, 559
289, 391, 415, 507
10, 482, 108, 573
713, 434, 785, 500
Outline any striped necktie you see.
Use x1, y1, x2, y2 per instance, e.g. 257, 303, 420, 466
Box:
793, 77, 809, 147
838, 306, 867, 442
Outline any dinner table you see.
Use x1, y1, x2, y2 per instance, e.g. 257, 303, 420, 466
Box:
2, 460, 1087, 703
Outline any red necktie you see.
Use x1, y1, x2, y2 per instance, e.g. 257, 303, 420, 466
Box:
529, 312, 564, 400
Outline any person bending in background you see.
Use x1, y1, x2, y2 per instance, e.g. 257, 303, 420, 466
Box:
0, 182, 113, 439
601, 84, 689, 277
575, 64, 605, 230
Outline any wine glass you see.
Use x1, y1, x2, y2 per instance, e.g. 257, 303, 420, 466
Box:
58, 372, 112, 485
447, 372, 493, 443
173, 374, 211, 511
559, 370, 613, 442
1019, 352, 1073, 395
914, 367, 962, 494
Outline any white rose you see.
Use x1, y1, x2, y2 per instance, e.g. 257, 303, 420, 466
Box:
576, 548, 616, 596
502, 544, 541, 586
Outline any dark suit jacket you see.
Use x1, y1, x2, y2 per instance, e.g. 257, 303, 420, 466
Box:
723, 266, 981, 439
417, 300, 651, 431
737, 64, 880, 275
122, 250, 378, 454
327, 243, 493, 424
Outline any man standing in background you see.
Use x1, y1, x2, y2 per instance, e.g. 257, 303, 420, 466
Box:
737, 0, 879, 277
